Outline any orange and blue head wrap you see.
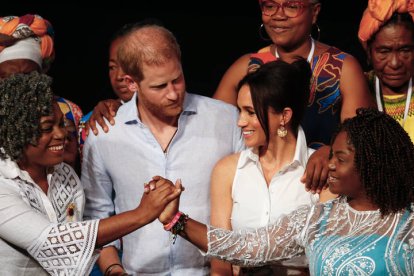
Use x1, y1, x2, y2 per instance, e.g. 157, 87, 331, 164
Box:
358, 0, 414, 50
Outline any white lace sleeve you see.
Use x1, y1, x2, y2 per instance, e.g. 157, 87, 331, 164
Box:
27, 220, 100, 276
206, 205, 311, 267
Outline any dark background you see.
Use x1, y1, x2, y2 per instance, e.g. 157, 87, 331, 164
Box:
3, 1, 368, 113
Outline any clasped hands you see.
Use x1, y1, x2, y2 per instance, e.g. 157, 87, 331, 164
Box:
140, 175, 184, 226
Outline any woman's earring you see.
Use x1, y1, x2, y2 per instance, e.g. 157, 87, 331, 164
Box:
311, 23, 321, 41
259, 24, 271, 41
277, 125, 288, 138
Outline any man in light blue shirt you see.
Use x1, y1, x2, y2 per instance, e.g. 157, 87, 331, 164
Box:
82, 23, 243, 275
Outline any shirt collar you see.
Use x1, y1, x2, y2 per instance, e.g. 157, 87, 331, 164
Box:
238, 126, 310, 169
0, 155, 34, 182
122, 91, 197, 126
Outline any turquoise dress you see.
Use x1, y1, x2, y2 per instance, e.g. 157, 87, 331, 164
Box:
207, 197, 414, 275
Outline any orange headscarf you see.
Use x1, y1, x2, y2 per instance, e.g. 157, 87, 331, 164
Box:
0, 14, 54, 69
358, 0, 414, 50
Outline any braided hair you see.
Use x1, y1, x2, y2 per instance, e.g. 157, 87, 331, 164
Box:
0, 71, 53, 161
332, 108, 414, 215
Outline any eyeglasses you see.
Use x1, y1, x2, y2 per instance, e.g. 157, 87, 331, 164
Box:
260, 1, 311, 18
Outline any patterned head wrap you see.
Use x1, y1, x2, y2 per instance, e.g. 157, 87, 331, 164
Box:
358, 0, 414, 50
0, 14, 54, 70
56, 97, 83, 133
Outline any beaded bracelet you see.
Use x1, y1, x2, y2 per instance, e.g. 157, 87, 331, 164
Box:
164, 211, 183, 231
164, 212, 189, 244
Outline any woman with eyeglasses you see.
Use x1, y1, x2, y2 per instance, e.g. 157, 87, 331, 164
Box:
213, 0, 374, 197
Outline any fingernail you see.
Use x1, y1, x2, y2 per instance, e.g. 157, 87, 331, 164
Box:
110, 120, 115, 125
150, 184, 155, 190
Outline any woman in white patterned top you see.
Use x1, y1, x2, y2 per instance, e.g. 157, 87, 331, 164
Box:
0, 72, 181, 275
155, 108, 414, 275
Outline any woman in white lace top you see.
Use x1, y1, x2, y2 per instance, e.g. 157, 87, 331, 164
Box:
157, 108, 414, 275
0, 72, 181, 275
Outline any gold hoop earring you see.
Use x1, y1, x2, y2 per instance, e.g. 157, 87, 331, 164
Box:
259, 24, 271, 41
311, 23, 321, 41
277, 125, 287, 138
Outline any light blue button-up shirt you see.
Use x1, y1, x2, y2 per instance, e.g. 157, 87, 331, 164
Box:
82, 92, 244, 275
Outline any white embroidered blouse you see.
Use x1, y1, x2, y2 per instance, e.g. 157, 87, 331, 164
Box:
0, 158, 99, 275
207, 197, 414, 275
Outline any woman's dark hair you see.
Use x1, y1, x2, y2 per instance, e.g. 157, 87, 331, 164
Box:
0, 71, 53, 161
367, 12, 414, 49
332, 108, 414, 216
237, 58, 311, 142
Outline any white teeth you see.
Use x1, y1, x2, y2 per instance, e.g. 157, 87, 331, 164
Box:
48, 145, 64, 151
243, 131, 253, 135
327, 176, 337, 183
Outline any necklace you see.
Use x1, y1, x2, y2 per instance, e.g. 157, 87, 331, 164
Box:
375, 76, 413, 127
163, 128, 178, 154
274, 37, 315, 63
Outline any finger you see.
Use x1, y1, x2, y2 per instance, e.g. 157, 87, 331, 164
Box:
106, 101, 118, 118
175, 179, 185, 191
152, 175, 162, 181
101, 105, 115, 126
95, 116, 109, 133
85, 122, 90, 136
165, 188, 182, 202
150, 179, 174, 193
300, 170, 307, 185
305, 164, 315, 192
88, 117, 99, 136
318, 166, 329, 194
311, 163, 322, 194
143, 183, 150, 193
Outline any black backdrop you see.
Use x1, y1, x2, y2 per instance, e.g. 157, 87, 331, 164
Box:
3, 1, 368, 113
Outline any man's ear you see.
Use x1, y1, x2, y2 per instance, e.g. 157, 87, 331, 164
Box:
124, 75, 138, 92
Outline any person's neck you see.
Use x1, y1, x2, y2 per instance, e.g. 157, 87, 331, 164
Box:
347, 195, 379, 211
138, 104, 179, 152
274, 37, 313, 63
258, 132, 296, 179
17, 161, 49, 194
138, 105, 179, 131
381, 80, 411, 96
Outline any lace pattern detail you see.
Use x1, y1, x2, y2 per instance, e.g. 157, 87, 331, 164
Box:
207, 197, 414, 275
17, 179, 46, 214
207, 204, 310, 267
27, 220, 99, 276
49, 163, 84, 222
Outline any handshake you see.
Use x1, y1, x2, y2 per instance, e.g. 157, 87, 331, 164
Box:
138, 175, 185, 228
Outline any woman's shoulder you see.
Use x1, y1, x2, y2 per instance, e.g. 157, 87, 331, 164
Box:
215, 152, 242, 169
315, 41, 348, 57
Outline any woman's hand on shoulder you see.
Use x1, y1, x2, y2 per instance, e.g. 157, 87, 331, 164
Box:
86, 99, 123, 136
301, 145, 330, 194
